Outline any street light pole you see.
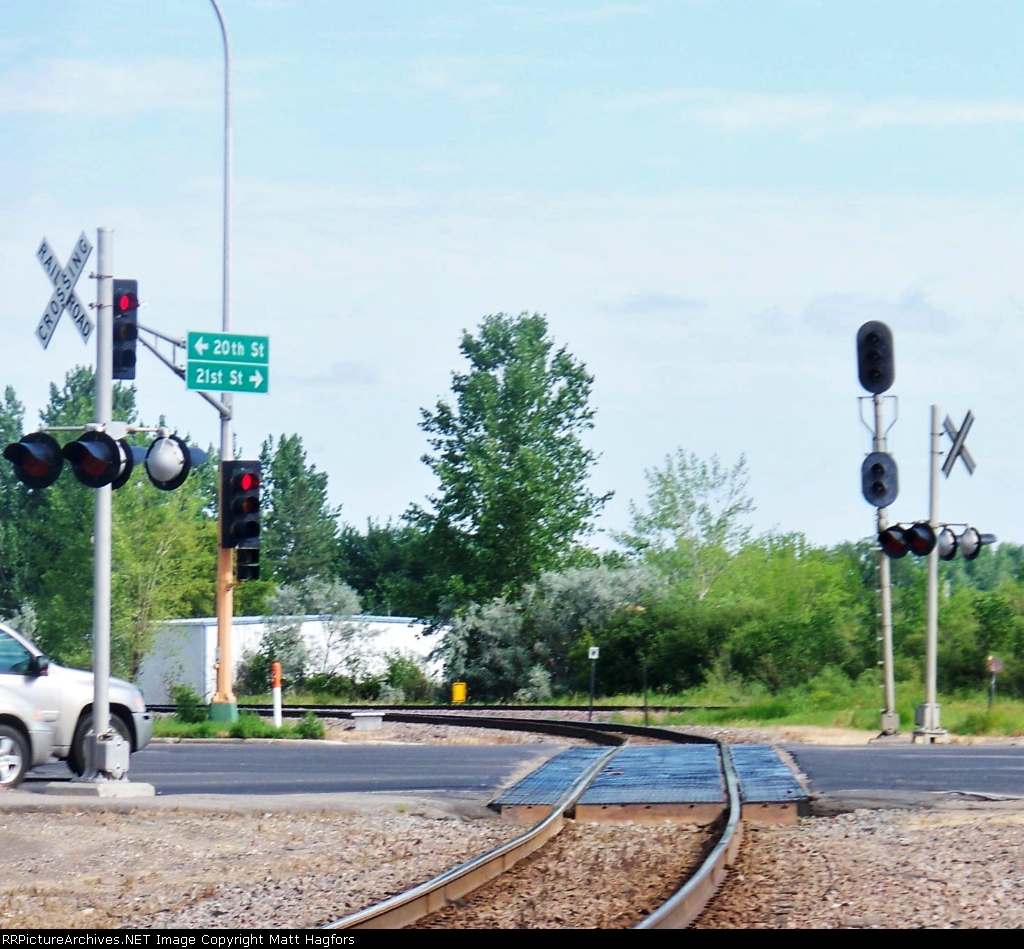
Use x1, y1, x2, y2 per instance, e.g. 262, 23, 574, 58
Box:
208, 0, 237, 722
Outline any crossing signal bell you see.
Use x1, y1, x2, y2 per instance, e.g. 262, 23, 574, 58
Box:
857, 321, 895, 394
112, 279, 139, 381
3, 432, 64, 489
221, 460, 261, 550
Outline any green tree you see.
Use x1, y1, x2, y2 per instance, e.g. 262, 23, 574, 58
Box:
335, 519, 438, 618
412, 312, 610, 604
260, 434, 341, 584
617, 449, 754, 600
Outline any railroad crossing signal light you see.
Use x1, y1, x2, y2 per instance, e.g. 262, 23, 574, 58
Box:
959, 527, 997, 561
856, 321, 895, 394
62, 431, 135, 489
235, 548, 260, 582
937, 527, 959, 561
3, 432, 64, 489
112, 278, 139, 381
878, 522, 936, 559
861, 451, 898, 508
221, 460, 261, 549
143, 434, 207, 491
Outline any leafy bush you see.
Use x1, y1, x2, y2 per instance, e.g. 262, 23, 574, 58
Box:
384, 651, 434, 702
170, 684, 208, 724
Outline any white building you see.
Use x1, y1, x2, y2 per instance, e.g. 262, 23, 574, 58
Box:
136, 614, 442, 704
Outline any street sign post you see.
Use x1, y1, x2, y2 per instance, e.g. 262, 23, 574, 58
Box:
35, 233, 94, 348
186, 332, 269, 393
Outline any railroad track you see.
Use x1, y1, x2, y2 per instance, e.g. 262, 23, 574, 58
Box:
314, 713, 743, 930
149, 702, 731, 716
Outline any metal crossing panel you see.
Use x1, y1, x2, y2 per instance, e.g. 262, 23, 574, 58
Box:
730, 744, 807, 803
491, 747, 610, 806
579, 745, 724, 805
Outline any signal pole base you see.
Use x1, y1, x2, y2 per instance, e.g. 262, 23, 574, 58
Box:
912, 702, 948, 743
911, 728, 949, 744
209, 701, 238, 723
878, 710, 900, 736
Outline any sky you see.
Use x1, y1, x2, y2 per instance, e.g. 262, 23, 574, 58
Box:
2, 0, 1023, 551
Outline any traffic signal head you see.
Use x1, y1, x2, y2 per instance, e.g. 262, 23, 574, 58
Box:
235, 547, 260, 582
112, 279, 138, 381
143, 434, 207, 491
3, 432, 64, 489
62, 431, 134, 489
221, 460, 261, 549
856, 321, 895, 394
861, 451, 898, 508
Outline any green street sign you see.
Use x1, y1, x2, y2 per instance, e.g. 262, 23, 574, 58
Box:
187, 361, 269, 394
187, 332, 269, 365
186, 331, 269, 394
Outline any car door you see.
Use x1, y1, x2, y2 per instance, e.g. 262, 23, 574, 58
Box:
0, 628, 71, 753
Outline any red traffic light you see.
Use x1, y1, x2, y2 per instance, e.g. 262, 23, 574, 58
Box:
236, 471, 260, 493
3, 432, 64, 489
115, 292, 138, 313
221, 460, 261, 549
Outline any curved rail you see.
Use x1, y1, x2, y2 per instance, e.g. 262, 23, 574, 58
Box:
317, 714, 742, 930
634, 744, 743, 929
322, 739, 624, 929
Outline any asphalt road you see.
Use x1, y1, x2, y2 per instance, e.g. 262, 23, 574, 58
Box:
26, 741, 565, 797
785, 743, 1024, 797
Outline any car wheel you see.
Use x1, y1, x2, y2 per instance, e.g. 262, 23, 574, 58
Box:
68, 712, 132, 777
0, 725, 29, 789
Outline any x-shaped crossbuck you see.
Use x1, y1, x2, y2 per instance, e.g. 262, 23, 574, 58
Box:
942, 410, 976, 477
35, 232, 94, 349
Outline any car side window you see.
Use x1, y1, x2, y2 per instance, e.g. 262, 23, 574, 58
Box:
0, 631, 33, 674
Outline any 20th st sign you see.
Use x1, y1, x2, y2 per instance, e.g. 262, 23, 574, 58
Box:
35, 232, 95, 349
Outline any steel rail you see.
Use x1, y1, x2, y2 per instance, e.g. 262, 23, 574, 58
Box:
313, 715, 742, 930
321, 739, 624, 930
634, 743, 743, 929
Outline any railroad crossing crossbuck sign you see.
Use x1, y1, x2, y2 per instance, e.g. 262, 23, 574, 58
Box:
35, 232, 95, 349
942, 410, 976, 478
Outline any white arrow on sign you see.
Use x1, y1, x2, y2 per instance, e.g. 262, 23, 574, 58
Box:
249, 369, 264, 389
35, 233, 94, 349
193, 336, 209, 357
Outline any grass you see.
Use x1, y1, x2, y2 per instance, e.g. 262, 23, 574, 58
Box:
154, 710, 325, 740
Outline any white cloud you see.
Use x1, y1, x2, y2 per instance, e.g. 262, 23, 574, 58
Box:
0, 58, 219, 116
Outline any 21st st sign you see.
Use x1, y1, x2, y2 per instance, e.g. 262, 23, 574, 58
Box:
186, 331, 269, 394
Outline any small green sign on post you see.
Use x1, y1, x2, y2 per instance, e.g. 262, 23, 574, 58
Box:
186, 332, 269, 394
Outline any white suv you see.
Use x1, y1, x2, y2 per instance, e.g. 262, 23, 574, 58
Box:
0, 684, 53, 787
0, 621, 153, 775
